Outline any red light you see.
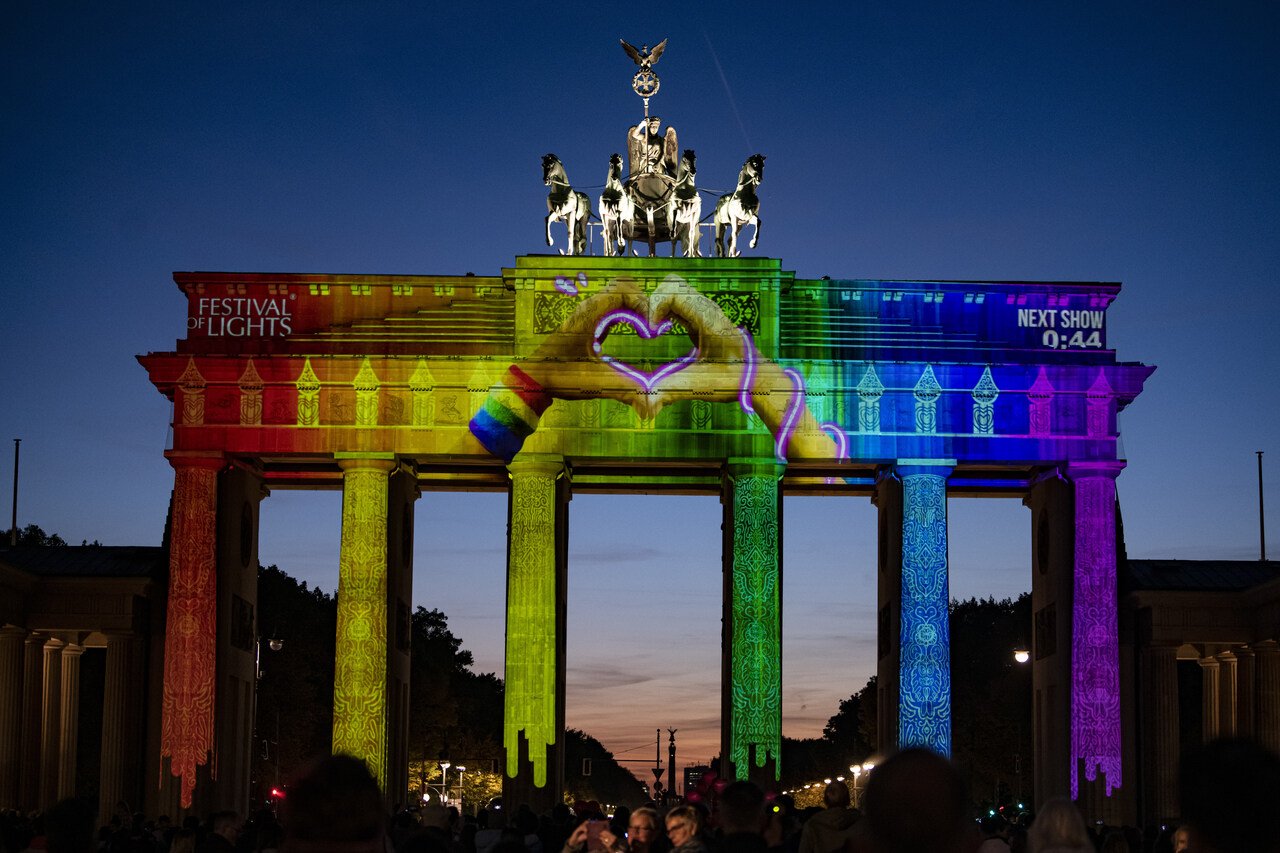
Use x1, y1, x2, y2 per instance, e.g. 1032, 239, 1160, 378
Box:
270, 787, 285, 799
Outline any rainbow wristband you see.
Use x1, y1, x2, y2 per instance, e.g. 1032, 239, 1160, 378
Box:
469, 365, 554, 463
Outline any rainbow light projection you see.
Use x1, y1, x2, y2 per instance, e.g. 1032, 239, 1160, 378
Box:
1070, 464, 1123, 796
160, 458, 220, 808
504, 459, 561, 787
898, 467, 952, 755
331, 457, 392, 789
141, 257, 1153, 803
727, 465, 783, 774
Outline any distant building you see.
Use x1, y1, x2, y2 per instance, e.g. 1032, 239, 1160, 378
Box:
684, 763, 711, 796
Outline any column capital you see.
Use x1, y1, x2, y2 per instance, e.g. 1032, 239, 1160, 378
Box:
895, 458, 955, 478
1198, 655, 1221, 669
164, 450, 227, 471
508, 453, 567, 479
335, 451, 397, 473
42, 638, 65, 653
0, 626, 28, 641
1255, 639, 1280, 654
1215, 650, 1238, 663
725, 458, 784, 481
60, 643, 85, 659
1065, 460, 1125, 481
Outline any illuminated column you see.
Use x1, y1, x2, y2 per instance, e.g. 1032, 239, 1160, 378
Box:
872, 471, 903, 757
1066, 461, 1123, 798
897, 462, 952, 756
0, 626, 24, 807
503, 455, 569, 811
332, 453, 396, 791
1216, 650, 1238, 738
39, 637, 64, 809
57, 643, 84, 799
160, 452, 222, 808
19, 632, 44, 811
99, 633, 137, 823
1236, 647, 1255, 738
1141, 644, 1179, 821
721, 459, 784, 783
1198, 655, 1220, 741
1256, 641, 1280, 753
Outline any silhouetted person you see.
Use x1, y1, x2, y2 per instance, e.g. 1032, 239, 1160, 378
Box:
1026, 798, 1090, 853
46, 798, 96, 853
854, 748, 976, 853
1179, 738, 1280, 853
798, 781, 858, 853
196, 813, 239, 853
280, 754, 385, 853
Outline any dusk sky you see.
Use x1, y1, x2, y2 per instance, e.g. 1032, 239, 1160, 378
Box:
4, 4, 1278, 772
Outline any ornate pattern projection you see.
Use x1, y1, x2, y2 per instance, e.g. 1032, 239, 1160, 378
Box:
505, 461, 560, 787
913, 365, 941, 433
353, 358, 380, 427
409, 358, 435, 427
899, 469, 951, 755
1070, 468, 1122, 797
1028, 368, 1054, 437
533, 291, 760, 335
296, 359, 320, 426
238, 359, 264, 426
856, 366, 883, 433
177, 358, 206, 425
332, 460, 391, 789
160, 459, 219, 808
1086, 371, 1113, 438
728, 471, 782, 776
971, 367, 998, 435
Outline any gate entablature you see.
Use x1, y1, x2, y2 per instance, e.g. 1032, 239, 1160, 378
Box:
143, 257, 1151, 493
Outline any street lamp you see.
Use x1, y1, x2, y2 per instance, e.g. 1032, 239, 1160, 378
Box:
1013, 648, 1030, 664
440, 761, 451, 803
455, 765, 466, 809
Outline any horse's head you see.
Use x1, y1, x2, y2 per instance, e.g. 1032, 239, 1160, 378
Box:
608, 152, 623, 177
682, 149, 697, 176
746, 154, 765, 181
542, 153, 561, 185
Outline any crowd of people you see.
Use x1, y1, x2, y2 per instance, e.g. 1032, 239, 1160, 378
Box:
2, 739, 1276, 853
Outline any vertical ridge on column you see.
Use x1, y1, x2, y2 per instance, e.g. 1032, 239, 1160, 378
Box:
40, 638, 64, 809
726, 465, 782, 777
332, 456, 393, 790
1069, 464, 1123, 798
504, 459, 560, 788
98, 634, 131, 823
898, 467, 951, 756
57, 644, 84, 799
0, 627, 25, 807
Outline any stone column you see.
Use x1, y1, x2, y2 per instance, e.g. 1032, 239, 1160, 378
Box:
332, 453, 396, 792
1199, 655, 1221, 742
1216, 651, 1238, 738
99, 634, 135, 823
0, 627, 25, 808
1066, 461, 1124, 799
897, 462, 953, 756
1141, 644, 1179, 821
721, 459, 784, 784
160, 452, 223, 809
57, 643, 84, 799
19, 632, 44, 811
1256, 640, 1280, 753
503, 455, 569, 812
39, 637, 65, 809
1235, 647, 1255, 739
872, 471, 903, 758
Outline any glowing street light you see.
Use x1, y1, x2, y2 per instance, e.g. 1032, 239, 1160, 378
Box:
1013, 648, 1030, 664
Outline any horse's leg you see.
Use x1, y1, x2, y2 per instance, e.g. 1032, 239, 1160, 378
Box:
749, 214, 761, 249
546, 212, 554, 249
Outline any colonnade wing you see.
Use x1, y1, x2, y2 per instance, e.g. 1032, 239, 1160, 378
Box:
137, 256, 1152, 816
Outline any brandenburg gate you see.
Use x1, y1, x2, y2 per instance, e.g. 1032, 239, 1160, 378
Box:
138, 255, 1152, 820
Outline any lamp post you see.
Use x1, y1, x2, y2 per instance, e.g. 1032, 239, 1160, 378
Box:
455, 765, 466, 809
440, 761, 451, 803
849, 762, 874, 807
1011, 647, 1031, 802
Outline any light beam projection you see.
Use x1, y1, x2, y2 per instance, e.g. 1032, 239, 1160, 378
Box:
159, 456, 221, 808
591, 309, 699, 392
1069, 463, 1123, 797
898, 465, 952, 756
727, 464, 783, 777
331, 456, 393, 789
504, 459, 562, 787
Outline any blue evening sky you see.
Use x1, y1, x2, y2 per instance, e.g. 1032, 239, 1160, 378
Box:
3, 3, 1277, 767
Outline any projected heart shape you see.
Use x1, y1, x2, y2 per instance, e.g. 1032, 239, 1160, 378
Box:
591, 309, 699, 392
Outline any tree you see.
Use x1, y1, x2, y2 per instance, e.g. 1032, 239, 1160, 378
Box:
11, 524, 67, 546
563, 729, 647, 808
